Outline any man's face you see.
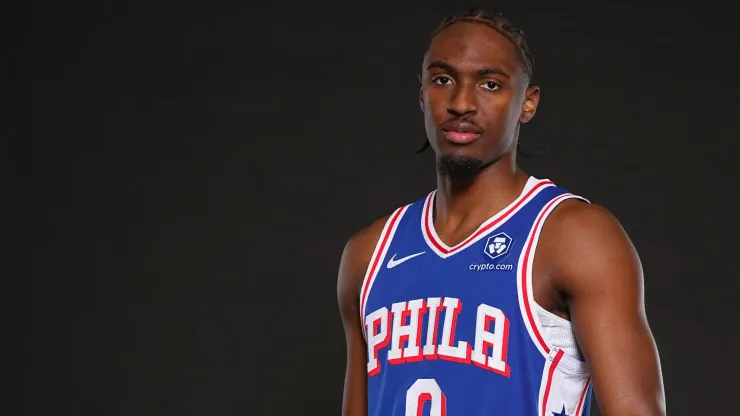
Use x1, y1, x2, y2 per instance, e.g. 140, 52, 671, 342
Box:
419, 21, 540, 171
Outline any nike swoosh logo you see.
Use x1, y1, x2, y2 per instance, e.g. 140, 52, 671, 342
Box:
387, 251, 426, 269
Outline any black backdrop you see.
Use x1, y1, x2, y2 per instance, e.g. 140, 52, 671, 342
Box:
29, 2, 738, 415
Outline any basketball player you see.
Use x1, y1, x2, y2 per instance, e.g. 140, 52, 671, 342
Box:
337, 8, 665, 416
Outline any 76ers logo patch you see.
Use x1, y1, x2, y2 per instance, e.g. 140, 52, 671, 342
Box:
484, 232, 513, 261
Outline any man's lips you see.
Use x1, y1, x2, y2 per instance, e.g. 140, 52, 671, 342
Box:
442, 130, 481, 144
440, 121, 483, 144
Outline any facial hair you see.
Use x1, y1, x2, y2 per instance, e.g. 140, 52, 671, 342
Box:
436, 154, 486, 184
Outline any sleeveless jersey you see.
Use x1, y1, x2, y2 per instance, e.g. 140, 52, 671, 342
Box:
359, 177, 594, 416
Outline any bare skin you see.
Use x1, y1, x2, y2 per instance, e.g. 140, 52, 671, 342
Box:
337, 216, 387, 416
338, 20, 665, 416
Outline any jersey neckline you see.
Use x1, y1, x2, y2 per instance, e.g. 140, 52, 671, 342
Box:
420, 176, 555, 259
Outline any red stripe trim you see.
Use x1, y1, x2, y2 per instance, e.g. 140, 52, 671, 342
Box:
574, 377, 592, 416
521, 193, 574, 353
359, 206, 406, 331
541, 349, 565, 416
423, 180, 553, 254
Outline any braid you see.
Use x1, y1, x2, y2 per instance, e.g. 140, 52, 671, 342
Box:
417, 8, 542, 159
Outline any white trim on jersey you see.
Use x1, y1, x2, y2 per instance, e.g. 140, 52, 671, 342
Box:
537, 349, 592, 416
516, 192, 590, 358
514, 192, 593, 416
359, 204, 410, 338
421, 177, 556, 259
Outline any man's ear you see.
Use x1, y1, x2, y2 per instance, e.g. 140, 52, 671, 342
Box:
519, 84, 541, 124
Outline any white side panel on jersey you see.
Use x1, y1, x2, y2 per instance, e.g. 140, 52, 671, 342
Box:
516, 193, 590, 358
359, 204, 410, 334
537, 348, 592, 416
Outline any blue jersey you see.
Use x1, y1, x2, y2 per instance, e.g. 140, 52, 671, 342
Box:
360, 177, 594, 416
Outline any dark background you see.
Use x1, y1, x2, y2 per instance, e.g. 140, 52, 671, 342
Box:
29, 2, 738, 415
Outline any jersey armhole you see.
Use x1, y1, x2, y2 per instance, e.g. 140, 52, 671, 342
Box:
515, 193, 590, 359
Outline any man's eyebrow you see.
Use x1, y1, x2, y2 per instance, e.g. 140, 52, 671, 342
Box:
426, 61, 511, 78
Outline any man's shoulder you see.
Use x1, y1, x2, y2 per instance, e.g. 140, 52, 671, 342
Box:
338, 193, 429, 291
542, 198, 639, 286
546, 198, 622, 237
344, 214, 393, 261
343, 194, 428, 255
337, 212, 395, 304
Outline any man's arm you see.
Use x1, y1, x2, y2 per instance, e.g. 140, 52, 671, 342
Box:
546, 202, 666, 416
337, 217, 388, 416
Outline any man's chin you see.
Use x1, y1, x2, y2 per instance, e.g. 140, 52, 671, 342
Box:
436, 154, 485, 183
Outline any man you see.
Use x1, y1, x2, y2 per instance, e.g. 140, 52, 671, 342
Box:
337, 8, 665, 416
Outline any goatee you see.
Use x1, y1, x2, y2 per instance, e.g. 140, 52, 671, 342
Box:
436, 155, 485, 184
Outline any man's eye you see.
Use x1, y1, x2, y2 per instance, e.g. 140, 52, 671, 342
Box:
482, 81, 500, 91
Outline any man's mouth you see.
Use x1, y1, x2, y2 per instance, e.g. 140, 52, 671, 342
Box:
440, 121, 483, 144
442, 130, 481, 144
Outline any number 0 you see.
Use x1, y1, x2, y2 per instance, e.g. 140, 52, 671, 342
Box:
405, 378, 447, 416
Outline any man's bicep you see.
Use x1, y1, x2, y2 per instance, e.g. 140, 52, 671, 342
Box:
553, 204, 665, 415
339, 303, 369, 416
567, 263, 662, 414
338, 218, 388, 416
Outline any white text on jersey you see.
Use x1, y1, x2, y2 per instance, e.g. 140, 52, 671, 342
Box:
364, 297, 511, 378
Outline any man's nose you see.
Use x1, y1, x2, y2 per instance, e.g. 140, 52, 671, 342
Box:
447, 84, 477, 117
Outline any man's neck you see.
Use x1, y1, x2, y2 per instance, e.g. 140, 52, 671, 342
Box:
433, 157, 530, 228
